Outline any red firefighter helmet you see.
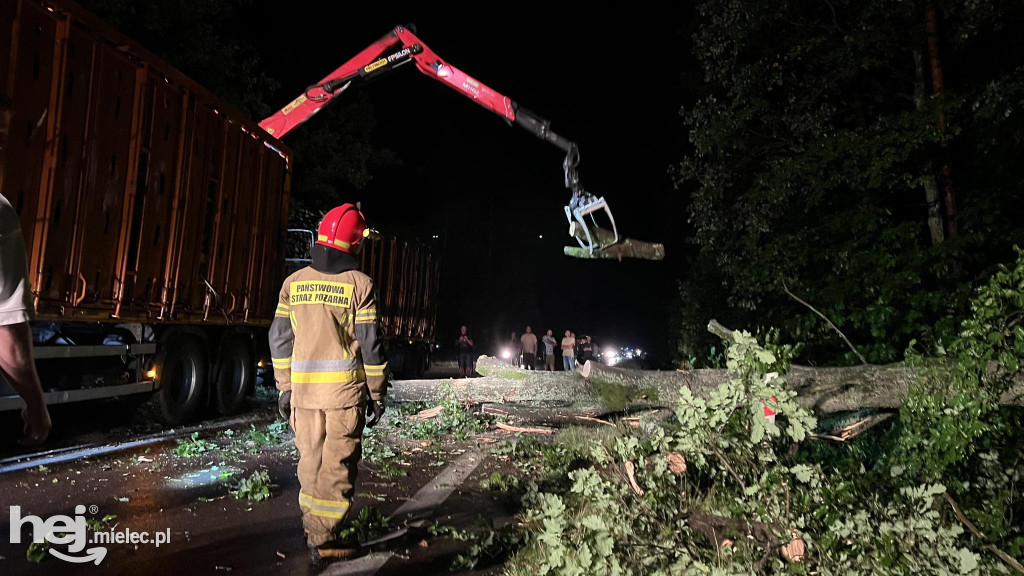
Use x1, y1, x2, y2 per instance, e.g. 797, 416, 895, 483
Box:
315, 203, 368, 253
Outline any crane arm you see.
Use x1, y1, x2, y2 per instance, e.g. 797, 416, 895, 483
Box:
260, 25, 632, 257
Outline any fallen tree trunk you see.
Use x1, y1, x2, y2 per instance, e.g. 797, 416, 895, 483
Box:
388, 355, 1024, 415
478, 403, 672, 427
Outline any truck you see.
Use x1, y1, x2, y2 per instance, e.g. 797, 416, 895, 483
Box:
286, 226, 441, 377
0, 0, 440, 425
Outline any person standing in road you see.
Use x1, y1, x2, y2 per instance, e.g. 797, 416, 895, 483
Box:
456, 326, 475, 378
0, 192, 51, 446
270, 204, 389, 565
582, 336, 594, 364
542, 329, 557, 371
561, 330, 576, 371
509, 331, 521, 368
520, 326, 538, 370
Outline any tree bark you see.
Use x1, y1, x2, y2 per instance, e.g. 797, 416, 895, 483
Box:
913, 49, 945, 246
926, 0, 958, 239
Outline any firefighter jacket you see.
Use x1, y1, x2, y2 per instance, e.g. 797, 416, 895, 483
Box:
268, 249, 388, 410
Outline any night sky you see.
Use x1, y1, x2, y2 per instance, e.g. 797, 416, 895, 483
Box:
249, 5, 694, 359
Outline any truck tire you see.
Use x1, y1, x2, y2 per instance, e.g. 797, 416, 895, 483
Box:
215, 337, 254, 416
157, 337, 207, 425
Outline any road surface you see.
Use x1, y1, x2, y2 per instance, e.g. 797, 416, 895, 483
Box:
0, 400, 522, 575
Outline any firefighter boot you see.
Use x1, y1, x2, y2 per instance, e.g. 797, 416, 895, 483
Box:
307, 532, 365, 566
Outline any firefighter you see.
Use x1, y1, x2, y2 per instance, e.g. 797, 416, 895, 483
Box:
269, 204, 389, 565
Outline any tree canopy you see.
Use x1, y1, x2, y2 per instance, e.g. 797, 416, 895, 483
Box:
673, 0, 1024, 366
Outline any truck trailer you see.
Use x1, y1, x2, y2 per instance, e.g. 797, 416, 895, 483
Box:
0, 0, 439, 425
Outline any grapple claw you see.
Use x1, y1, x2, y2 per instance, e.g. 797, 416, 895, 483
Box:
565, 195, 619, 254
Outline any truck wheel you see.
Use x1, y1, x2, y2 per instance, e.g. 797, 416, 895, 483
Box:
157, 338, 207, 425
215, 337, 254, 415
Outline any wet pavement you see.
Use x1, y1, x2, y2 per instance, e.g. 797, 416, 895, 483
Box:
0, 396, 523, 576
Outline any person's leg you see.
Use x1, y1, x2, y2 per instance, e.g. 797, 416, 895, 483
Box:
294, 408, 331, 546
308, 406, 366, 561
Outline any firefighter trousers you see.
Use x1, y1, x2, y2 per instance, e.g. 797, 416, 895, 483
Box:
291, 405, 365, 547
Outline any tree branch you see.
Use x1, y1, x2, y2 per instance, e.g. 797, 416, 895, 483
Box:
944, 491, 1024, 574
782, 280, 868, 365
712, 446, 747, 493
682, 510, 782, 549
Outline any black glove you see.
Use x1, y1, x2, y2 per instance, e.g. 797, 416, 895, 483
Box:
278, 390, 291, 420
366, 396, 385, 428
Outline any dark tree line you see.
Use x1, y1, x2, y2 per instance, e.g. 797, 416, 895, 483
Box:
673, 0, 1024, 366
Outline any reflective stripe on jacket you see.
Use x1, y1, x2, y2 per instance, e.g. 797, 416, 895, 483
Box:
268, 265, 389, 409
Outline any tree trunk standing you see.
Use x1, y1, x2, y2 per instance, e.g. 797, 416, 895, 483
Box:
926, 0, 958, 240
913, 49, 945, 246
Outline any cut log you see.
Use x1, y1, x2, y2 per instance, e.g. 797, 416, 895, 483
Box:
563, 238, 666, 261
563, 222, 665, 261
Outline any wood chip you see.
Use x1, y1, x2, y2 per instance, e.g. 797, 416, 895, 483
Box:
667, 452, 687, 476
418, 539, 429, 548
781, 530, 806, 563
495, 422, 554, 435
574, 415, 615, 427
811, 413, 895, 442
276, 551, 286, 559
625, 461, 644, 496
407, 406, 443, 421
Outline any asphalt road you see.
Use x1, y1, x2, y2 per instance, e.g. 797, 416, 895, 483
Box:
0, 399, 521, 575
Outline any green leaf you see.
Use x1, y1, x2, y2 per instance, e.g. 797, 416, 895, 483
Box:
581, 515, 608, 531
790, 464, 814, 483
958, 548, 979, 574
27, 540, 49, 563
578, 542, 594, 569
